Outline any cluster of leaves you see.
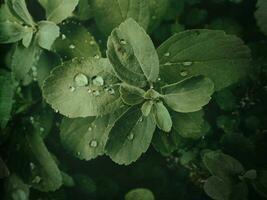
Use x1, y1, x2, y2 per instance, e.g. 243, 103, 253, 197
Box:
0, 0, 267, 199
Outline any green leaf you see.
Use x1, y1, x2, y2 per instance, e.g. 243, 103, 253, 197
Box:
60, 107, 128, 161
11, 42, 42, 81
152, 129, 183, 156
4, 174, 30, 200
214, 88, 237, 111
162, 76, 214, 113
255, 0, 267, 36
37, 21, 60, 50
74, 0, 93, 21
242, 169, 257, 180
141, 100, 153, 116
105, 107, 156, 165
22, 30, 33, 48
0, 4, 21, 23
203, 151, 245, 181
92, 0, 150, 36
0, 70, 16, 129
38, 0, 79, 24
43, 58, 122, 118
53, 20, 101, 61
252, 170, 267, 198
157, 29, 251, 91
9, 130, 62, 192
148, 0, 169, 32
0, 21, 29, 43
204, 176, 231, 200
119, 84, 145, 105
125, 188, 155, 200
6, 0, 35, 26
152, 101, 172, 132
107, 18, 159, 87
172, 110, 209, 139
73, 174, 96, 195
0, 157, 9, 178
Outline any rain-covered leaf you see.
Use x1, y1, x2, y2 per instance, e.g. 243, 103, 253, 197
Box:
255, 0, 267, 36
203, 151, 245, 181
0, 21, 29, 44
152, 101, 172, 132
0, 70, 16, 129
92, 0, 150, 36
162, 76, 214, 113
43, 58, 122, 118
37, 21, 60, 50
53, 20, 101, 61
119, 84, 145, 105
38, 0, 79, 24
60, 107, 128, 161
204, 176, 231, 200
107, 18, 159, 88
157, 29, 251, 91
106, 107, 156, 165
172, 110, 209, 139
6, 0, 35, 26
125, 188, 155, 200
11, 42, 42, 81
9, 130, 62, 192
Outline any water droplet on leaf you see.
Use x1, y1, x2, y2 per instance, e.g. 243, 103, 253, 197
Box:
120, 39, 127, 45
32, 176, 42, 184
93, 90, 100, 96
69, 86, 76, 92
182, 61, 193, 66
94, 55, 100, 59
88, 127, 92, 131
69, 44, 75, 49
180, 70, 188, 77
164, 52, 170, 57
74, 73, 88, 87
127, 134, 134, 140
61, 34, 66, 40
90, 140, 98, 148
29, 162, 35, 170
92, 76, 104, 86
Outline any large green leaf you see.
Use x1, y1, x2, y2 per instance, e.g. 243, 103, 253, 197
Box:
37, 21, 60, 50
53, 20, 101, 61
6, 0, 35, 26
74, 0, 93, 21
152, 101, 172, 132
60, 107, 128, 161
204, 176, 232, 200
43, 58, 122, 118
125, 188, 155, 200
162, 76, 214, 113
0, 70, 15, 129
172, 110, 209, 139
11, 42, 42, 81
9, 130, 62, 192
38, 0, 79, 24
255, 0, 267, 36
105, 107, 156, 165
119, 83, 145, 105
157, 29, 251, 91
203, 151, 245, 181
107, 18, 159, 87
0, 20, 29, 44
92, 0, 150, 36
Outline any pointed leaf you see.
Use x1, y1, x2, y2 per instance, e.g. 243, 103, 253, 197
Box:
38, 0, 79, 24
152, 101, 172, 132
107, 18, 159, 87
92, 0, 150, 35
106, 107, 156, 165
37, 21, 60, 50
141, 100, 153, 116
157, 29, 251, 91
119, 84, 145, 105
22, 30, 33, 47
204, 176, 231, 200
162, 76, 214, 113
53, 20, 101, 61
43, 58, 122, 118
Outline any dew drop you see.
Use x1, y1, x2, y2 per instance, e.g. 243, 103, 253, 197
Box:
182, 61, 193, 66
157, 77, 161, 81
29, 162, 35, 170
90, 140, 98, 148
32, 176, 42, 184
180, 70, 188, 77
30, 116, 34, 124
164, 52, 170, 57
40, 127, 45, 132
74, 73, 88, 87
120, 39, 127, 45
69, 86, 76, 92
107, 88, 115, 95
89, 41, 95, 45
69, 44, 75, 49
61, 34, 66, 40
93, 90, 100, 96
94, 54, 100, 59
164, 62, 172, 66
88, 88, 92, 94
92, 76, 104, 86
127, 133, 134, 141
88, 127, 92, 131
